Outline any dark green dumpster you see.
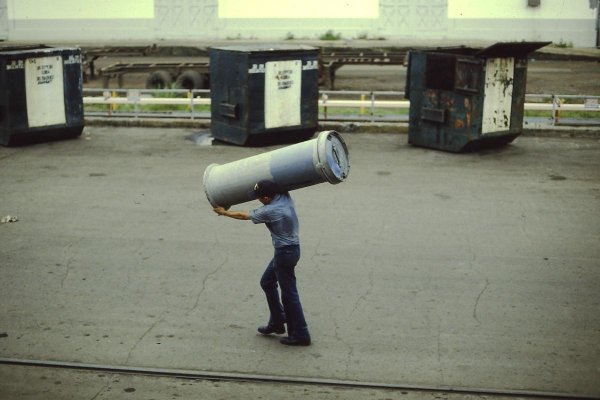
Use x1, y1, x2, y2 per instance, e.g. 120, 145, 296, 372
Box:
0, 45, 84, 146
405, 41, 550, 152
209, 45, 319, 145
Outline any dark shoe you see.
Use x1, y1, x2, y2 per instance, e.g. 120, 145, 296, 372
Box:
280, 336, 311, 346
257, 323, 285, 335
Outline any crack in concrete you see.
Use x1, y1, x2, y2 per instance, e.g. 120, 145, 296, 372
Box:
125, 312, 166, 364
329, 308, 354, 379
436, 315, 445, 384
60, 238, 83, 288
89, 375, 110, 400
309, 237, 323, 268
473, 278, 490, 326
467, 240, 489, 327
351, 263, 374, 317
186, 252, 228, 316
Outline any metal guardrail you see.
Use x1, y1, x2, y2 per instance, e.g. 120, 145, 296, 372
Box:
82, 89, 600, 125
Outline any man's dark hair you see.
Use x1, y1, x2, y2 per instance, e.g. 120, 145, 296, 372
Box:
253, 180, 285, 198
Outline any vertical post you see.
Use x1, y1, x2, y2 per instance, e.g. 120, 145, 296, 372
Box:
189, 90, 194, 120
360, 93, 365, 115
128, 89, 140, 119
552, 95, 562, 126
551, 95, 556, 125
111, 91, 117, 116
370, 92, 375, 123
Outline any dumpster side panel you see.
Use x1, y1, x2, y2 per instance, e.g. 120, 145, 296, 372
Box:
443, 91, 474, 152
300, 57, 319, 130
247, 49, 319, 135
481, 57, 514, 135
210, 49, 250, 145
24, 54, 67, 128
1, 57, 28, 145
264, 59, 302, 129
0, 58, 7, 142
246, 54, 266, 134
407, 52, 428, 147
510, 57, 529, 132
419, 89, 445, 149
6, 58, 28, 129
408, 51, 474, 152
63, 50, 84, 127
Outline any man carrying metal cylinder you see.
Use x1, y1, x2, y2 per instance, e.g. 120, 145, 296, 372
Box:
213, 180, 311, 346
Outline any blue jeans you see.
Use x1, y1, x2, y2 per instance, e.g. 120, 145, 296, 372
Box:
260, 245, 309, 339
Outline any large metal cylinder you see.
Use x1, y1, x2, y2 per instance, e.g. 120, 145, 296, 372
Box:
203, 130, 350, 208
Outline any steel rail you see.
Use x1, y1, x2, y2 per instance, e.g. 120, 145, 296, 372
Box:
81, 89, 600, 111
80, 89, 600, 124
0, 358, 597, 399
81, 96, 598, 112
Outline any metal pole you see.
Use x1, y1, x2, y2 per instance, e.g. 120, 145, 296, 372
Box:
370, 91, 375, 123
189, 90, 194, 120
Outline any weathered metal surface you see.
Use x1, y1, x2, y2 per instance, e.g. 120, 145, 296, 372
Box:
203, 130, 350, 208
482, 57, 514, 135
405, 42, 550, 152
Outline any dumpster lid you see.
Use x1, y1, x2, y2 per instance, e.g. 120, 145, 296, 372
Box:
475, 41, 551, 58
210, 44, 318, 53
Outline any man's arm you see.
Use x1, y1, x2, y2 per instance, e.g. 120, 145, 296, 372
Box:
213, 206, 250, 220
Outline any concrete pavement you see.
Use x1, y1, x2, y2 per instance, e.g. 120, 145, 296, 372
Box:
1, 127, 599, 398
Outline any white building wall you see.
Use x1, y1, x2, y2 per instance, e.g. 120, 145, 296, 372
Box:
447, 0, 598, 46
6, 0, 155, 42
0, 0, 8, 40
4, 0, 599, 47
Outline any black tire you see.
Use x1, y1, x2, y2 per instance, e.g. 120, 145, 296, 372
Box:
175, 70, 204, 90
145, 70, 173, 89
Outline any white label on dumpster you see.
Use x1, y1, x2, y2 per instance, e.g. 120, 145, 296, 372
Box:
482, 57, 514, 135
25, 56, 66, 128
264, 60, 301, 129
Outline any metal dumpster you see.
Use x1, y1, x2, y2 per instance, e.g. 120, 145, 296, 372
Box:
209, 44, 319, 145
0, 45, 84, 146
405, 41, 550, 152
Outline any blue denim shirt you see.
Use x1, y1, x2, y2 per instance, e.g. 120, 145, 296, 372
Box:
250, 194, 300, 248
